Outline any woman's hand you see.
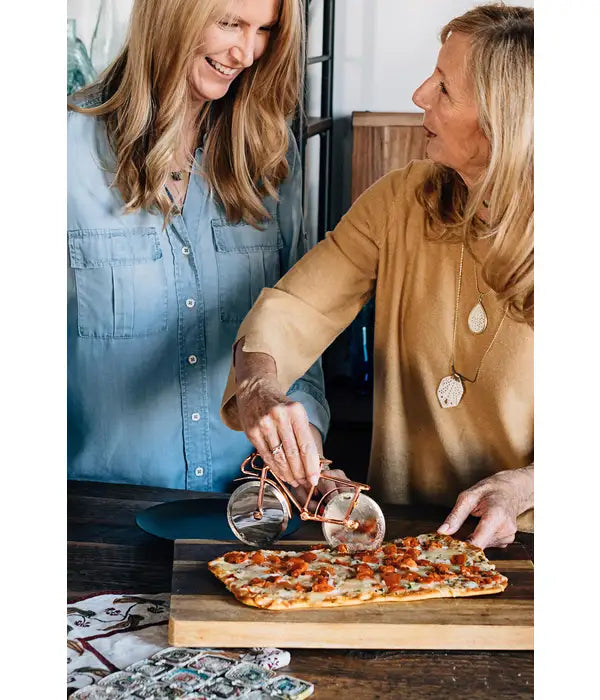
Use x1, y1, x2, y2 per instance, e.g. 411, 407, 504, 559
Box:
236, 372, 322, 488
437, 466, 534, 549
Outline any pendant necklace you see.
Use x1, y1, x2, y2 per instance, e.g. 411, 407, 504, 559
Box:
437, 243, 507, 408
167, 168, 190, 216
467, 260, 493, 334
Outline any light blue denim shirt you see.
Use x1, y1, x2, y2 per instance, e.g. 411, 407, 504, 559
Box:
67, 96, 330, 492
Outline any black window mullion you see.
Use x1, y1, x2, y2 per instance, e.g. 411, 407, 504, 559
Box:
294, 0, 335, 239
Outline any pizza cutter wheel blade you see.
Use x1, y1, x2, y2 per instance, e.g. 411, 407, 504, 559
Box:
227, 480, 290, 548
321, 492, 386, 552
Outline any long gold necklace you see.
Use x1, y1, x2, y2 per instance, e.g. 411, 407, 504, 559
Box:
437, 243, 507, 408
467, 259, 493, 334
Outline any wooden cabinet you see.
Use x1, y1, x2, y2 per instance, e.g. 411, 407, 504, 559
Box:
351, 112, 428, 203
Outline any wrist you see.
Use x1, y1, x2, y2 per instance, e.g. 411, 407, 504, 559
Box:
516, 464, 534, 513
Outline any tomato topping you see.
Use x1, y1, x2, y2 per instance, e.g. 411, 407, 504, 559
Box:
379, 565, 396, 575
312, 579, 334, 592
267, 555, 281, 565
336, 544, 349, 554
224, 551, 248, 564
400, 557, 417, 568
300, 551, 318, 562
417, 558, 431, 567
250, 552, 265, 565
318, 565, 336, 576
425, 541, 442, 550
451, 553, 467, 565
402, 537, 419, 548
382, 544, 398, 555
356, 571, 374, 580
383, 573, 402, 588
355, 552, 379, 563
286, 558, 309, 572
310, 544, 328, 550
248, 577, 266, 586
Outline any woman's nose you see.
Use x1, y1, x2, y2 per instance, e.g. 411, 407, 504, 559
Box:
412, 79, 430, 111
230, 31, 255, 68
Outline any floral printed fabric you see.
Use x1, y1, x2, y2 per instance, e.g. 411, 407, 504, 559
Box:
67, 593, 170, 694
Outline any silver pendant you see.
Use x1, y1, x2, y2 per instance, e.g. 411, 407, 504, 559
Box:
468, 300, 488, 334
437, 373, 464, 408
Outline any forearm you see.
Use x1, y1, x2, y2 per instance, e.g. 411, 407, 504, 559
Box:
234, 338, 327, 453
234, 337, 278, 386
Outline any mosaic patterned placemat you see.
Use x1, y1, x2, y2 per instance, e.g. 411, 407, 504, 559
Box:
71, 647, 313, 699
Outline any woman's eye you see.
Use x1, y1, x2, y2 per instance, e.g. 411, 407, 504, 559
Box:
259, 25, 275, 32
439, 81, 448, 96
218, 20, 239, 29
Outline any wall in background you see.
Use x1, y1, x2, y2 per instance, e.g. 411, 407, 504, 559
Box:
330, 0, 534, 224
67, 0, 133, 56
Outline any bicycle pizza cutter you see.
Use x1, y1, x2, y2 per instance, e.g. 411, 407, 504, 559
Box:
226, 453, 386, 551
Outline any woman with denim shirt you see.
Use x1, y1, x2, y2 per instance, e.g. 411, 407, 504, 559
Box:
67, 0, 331, 493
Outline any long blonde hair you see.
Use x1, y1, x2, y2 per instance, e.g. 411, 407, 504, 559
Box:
418, 4, 533, 325
69, 0, 304, 228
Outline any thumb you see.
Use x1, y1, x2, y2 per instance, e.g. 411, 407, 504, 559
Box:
438, 490, 479, 536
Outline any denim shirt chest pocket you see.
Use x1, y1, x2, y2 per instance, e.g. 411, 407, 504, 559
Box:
68, 227, 167, 338
212, 219, 283, 323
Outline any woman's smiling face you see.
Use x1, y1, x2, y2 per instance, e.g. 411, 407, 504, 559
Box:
188, 0, 280, 104
412, 32, 490, 187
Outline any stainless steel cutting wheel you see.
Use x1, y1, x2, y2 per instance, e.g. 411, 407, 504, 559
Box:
227, 480, 290, 548
321, 492, 385, 552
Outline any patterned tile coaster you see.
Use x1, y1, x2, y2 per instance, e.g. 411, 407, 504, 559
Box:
70, 647, 314, 699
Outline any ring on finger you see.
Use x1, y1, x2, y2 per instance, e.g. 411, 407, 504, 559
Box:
270, 441, 284, 456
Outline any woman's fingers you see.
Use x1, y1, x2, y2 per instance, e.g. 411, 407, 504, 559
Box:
288, 403, 321, 486
468, 506, 510, 549
438, 488, 481, 535
247, 421, 296, 486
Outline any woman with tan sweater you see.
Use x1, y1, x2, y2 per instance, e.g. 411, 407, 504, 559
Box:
221, 4, 534, 550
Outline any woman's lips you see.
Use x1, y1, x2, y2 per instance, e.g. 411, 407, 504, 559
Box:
205, 56, 238, 80
423, 125, 437, 138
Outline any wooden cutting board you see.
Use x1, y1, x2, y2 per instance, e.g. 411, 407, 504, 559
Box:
168, 533, 533, 650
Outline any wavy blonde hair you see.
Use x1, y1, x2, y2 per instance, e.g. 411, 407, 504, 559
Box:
418, 4, 533, 325
69, 0, 304, 228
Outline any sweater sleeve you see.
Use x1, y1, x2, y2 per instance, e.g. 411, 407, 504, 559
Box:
220, 163, 414, 430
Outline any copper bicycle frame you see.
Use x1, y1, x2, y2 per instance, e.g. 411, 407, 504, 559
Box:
236, 452, 372, 530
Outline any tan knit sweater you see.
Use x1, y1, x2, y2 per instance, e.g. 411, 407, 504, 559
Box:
221, 161, 533, 531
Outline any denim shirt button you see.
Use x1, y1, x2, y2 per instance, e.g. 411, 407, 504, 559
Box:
181, 246, 190, 255
194, 467, 204, 477
191, 412, 200, 421
188, 355, 198, 365
185, 298, 196, 308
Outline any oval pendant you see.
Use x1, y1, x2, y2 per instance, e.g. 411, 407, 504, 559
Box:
437, 374, 464, 408
468, 301, 488, 334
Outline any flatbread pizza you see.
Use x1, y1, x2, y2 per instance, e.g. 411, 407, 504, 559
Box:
208, 533, 508, 610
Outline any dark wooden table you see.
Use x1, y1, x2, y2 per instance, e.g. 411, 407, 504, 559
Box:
68, 480, 533, 699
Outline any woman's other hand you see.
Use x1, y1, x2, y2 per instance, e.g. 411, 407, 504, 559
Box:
437, 466, 534, 549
